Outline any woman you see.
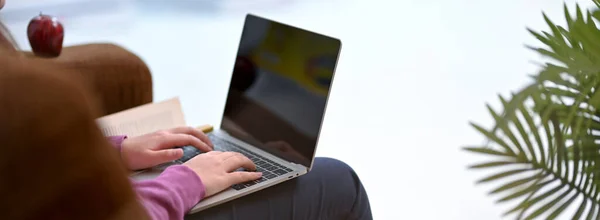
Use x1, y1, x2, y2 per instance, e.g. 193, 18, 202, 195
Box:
0, 2, 372, 219
109, 128, 372, 220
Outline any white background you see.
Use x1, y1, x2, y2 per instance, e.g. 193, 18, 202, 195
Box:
2, 0, 597, 219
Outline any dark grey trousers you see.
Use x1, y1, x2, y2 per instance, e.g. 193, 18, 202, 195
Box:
186, 157, 372, 220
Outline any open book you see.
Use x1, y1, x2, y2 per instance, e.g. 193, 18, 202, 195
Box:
96, 97, 187, 137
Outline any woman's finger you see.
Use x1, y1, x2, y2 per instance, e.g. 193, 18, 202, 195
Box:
221, 152, 256, 172
150, 148, 184, 163
227, 171, 262, 185
168, 126, 214, 149
205, 150, 224, 156
159, 133, 212, 152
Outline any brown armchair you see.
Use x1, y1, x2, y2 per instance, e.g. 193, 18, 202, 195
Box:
0, 23, 153, 115
23, 43, 154, 116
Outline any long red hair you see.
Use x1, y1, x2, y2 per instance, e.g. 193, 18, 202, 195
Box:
0, 21, 149, 220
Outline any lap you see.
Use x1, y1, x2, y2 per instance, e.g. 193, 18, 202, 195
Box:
186, 157, 372, 220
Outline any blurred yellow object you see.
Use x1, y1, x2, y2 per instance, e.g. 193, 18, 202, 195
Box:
250, 22, 339, 95
197, 124, 214, 133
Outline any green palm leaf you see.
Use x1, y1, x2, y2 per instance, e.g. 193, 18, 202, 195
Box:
465, 2, 600, 219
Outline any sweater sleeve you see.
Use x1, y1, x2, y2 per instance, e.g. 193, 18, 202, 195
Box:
133, 165, 206, 220
106, 136, 206, 219
107, 135, 127, 153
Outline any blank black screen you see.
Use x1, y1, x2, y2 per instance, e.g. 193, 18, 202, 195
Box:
221, 14, 341, 167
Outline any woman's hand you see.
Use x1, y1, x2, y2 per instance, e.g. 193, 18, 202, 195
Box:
184, 151, 262, 197
121, 126, 213, 170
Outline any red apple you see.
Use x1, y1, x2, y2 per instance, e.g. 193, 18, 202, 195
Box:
27, 13, 64, 57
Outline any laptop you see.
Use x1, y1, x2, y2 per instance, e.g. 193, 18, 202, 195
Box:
133, 13, 341, 213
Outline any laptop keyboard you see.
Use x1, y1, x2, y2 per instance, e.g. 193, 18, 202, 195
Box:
173, 134, 293, 190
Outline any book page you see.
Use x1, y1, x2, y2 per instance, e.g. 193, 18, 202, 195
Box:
96, 97, 187, 137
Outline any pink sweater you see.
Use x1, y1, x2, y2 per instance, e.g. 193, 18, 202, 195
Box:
107, 136, 206, 220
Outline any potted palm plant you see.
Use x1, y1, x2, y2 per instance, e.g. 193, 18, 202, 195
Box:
465, 0, 600, 219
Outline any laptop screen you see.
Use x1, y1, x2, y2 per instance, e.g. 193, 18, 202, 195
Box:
221, 14, 341, 168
